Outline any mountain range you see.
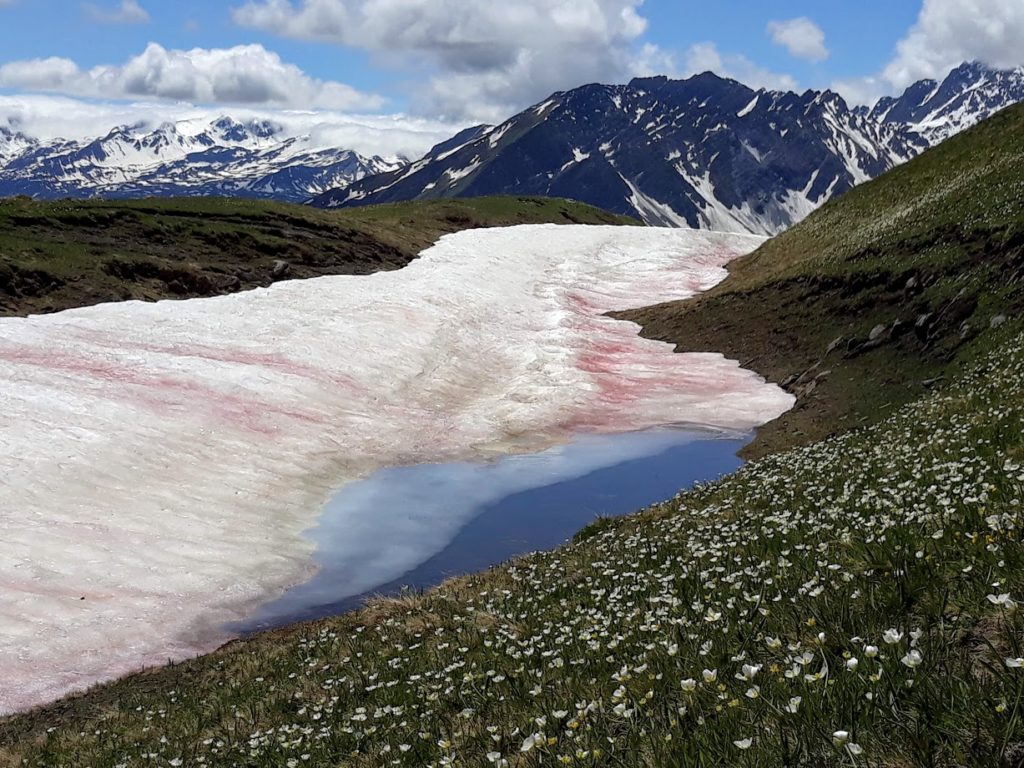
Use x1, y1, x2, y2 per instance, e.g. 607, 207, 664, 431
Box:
315, 62, 1024, 234
0, 117, 399, 203
1, 62, 1022, 233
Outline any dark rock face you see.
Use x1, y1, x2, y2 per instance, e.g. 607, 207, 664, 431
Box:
315, 63, 1024, 235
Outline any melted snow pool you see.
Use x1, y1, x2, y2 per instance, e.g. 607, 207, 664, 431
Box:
240, 428, 747, 631
0, 224, 794, 713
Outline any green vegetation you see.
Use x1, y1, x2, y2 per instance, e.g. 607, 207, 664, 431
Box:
621, 103, 1024, 458
2, 110, 1023, 767
0, 195, 635, 317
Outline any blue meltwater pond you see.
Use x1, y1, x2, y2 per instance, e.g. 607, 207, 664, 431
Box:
238, 428, 747, 633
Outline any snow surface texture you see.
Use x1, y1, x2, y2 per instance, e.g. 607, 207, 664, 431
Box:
0, 225, 794, 713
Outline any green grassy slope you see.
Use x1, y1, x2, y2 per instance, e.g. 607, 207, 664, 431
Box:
0, 195, 636, 317
620, 104, 1024, 458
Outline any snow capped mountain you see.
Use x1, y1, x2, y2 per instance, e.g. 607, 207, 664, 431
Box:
0, 117, 400, 202
0, 126, 34, 163
867, 62, 1024, 144
3, 62, 1020, 229
315, 63, 1023, 235
314, 73, 923, 235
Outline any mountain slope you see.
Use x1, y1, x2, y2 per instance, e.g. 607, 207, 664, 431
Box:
317, 63, 1024, 235
621, 102, 1024, 457
316, 73, 922, 235
0, 117, 400, 203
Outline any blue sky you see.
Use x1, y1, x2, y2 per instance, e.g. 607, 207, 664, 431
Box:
0, 1, 921, 96
0, 0, 1019, 155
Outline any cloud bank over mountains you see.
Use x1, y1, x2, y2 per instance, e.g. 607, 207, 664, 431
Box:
0, 94, 462, 161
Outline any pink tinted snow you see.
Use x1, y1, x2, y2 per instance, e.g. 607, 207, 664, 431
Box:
0, 225, 793, 714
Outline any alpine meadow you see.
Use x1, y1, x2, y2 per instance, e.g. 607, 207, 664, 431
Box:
1, 3, 1023, 767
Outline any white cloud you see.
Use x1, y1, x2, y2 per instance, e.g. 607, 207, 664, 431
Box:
832, 0, 1024, 107
0, 58, 80, 92
0, 93, 466, 160
232, 0, 657, 122
829, 75, 887, 108
84, 0, 149, 24
767, 17, 829, 63
882, 0, 1024, 88
631, 43, 679, 79
0, 43, 384, 111
684, 43, 798, 92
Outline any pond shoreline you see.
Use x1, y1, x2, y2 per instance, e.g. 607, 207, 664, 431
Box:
236, 427, 749, 635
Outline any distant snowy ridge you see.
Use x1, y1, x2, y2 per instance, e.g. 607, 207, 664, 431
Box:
316, 62, 1024, 235
0, 116, 401, 203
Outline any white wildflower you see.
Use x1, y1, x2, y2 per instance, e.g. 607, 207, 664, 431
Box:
901, 650, 923, 669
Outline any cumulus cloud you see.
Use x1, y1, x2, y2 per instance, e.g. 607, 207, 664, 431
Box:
767, 17, 829, 63
0, 43, 384, 111
829, 75, 890, 108
84, 0, 150, 24
832, 0, 1024, 106
882, 0, 1024, 88
232, 0, 658, 122
0, 93, 466, 159
684, 42, 798, 92
0, 58, 80, 92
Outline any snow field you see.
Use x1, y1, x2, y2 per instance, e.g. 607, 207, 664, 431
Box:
0, 224, 793, 712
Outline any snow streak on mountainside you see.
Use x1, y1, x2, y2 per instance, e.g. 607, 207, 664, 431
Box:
0, 117, 400, 203
0, 225, 792, 713
316, 63, 1024, 235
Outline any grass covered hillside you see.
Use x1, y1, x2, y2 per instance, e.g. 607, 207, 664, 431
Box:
2, 116, 1023, 766
0, 195, 635, 317
622, 103, 1024, 458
